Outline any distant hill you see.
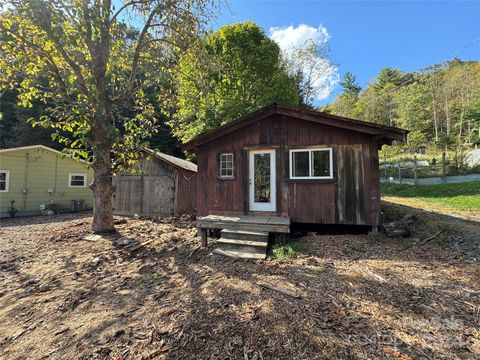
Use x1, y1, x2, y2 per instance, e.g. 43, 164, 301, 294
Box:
323, 59, 480, 150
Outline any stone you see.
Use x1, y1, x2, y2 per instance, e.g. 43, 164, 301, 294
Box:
91, 257, 101, 267
83, 234, 104, 242
22, 278, 39, 287
115, 237, 135, 246
38, 283, 50, 292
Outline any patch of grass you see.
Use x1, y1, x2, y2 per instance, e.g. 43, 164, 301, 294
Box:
381, 182, 480, 212
271, 238, 305, 261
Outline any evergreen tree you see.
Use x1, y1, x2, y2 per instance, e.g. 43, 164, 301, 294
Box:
339, 72, 361, 96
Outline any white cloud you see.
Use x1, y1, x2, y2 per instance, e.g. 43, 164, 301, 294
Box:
270, 24, 330, 56
269, 24, 338, 102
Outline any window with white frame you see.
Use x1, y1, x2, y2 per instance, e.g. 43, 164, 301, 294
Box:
290, 148, 333, 179
0, 170, 9, 192
219, 153, 234, 178
68, 173, 87, 187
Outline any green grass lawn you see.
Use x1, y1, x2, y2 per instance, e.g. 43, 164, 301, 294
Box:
381, 181, 480, 212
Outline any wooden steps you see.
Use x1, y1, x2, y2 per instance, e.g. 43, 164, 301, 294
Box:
198, 215, 290, 234
214, 229, 269, 259
212, 248, 266, 259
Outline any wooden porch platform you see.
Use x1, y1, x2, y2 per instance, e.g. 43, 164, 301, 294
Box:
197, 215, 290, 234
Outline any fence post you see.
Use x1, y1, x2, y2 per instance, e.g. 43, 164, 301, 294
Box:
384, 152, 387, 181
442, 151, 447, 183
413, 154, 418, 185
397, 159, 402, 184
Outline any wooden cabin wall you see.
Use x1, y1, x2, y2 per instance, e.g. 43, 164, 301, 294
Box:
196, 114, 382, 226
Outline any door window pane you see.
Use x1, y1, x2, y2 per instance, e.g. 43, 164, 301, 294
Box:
254, 153, 270, 203
312, 150, 330, 177
292, 151, 309, 177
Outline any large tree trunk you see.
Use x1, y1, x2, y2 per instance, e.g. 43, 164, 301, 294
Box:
90, 116, 115, 233
90, 161, 115, 233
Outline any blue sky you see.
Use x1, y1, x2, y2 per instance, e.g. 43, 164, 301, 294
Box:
214, 1, 480, 104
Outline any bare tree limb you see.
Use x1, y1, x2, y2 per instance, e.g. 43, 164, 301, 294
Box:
122, 7, 158, 100
109, 0, 143, 24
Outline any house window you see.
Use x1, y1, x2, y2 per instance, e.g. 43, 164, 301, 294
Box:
68, 173, 87, 187
219, 153, 234, 178
290, 148, 333, 179
0, 170, 9, 192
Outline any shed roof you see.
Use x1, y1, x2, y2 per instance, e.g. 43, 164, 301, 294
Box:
144, 148, 197, 172
0, 144, 90, 164
183, 103, 408, 151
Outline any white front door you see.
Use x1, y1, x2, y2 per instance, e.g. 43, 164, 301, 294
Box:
249, 149, 276, 212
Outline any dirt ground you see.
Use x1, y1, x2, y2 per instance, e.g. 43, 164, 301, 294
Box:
0, 201, 479, 360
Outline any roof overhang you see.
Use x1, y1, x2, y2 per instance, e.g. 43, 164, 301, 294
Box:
142, 148, 197, 172
182, 103, 408, 152
0, 145, 91, 165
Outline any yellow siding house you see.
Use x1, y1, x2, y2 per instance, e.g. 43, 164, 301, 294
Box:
0, 145, 94, 217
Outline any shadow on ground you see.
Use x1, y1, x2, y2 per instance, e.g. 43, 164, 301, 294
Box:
0, 203, 479, 359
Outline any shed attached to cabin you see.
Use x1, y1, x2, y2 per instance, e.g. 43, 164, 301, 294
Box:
112, 149, 197, 217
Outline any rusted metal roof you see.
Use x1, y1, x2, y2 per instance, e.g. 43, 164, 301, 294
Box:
144, 148, 197, 172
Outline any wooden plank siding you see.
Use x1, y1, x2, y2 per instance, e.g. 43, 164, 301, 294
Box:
113, 155, 196, 217
195, 113, 383, 226
0, 146, 94, 217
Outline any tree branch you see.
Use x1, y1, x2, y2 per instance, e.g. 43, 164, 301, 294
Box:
110, 0, 143, 24
122, 7, 158, 100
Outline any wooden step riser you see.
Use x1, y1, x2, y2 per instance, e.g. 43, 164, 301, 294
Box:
217, 242, 268, 256
220, 231, 269, 242
213, 249, 266, 259
217, 238, 268, 247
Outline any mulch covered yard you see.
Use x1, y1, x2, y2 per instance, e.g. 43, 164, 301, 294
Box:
0, 203, 479, 360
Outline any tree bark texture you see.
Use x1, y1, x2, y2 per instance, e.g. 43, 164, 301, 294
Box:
90, 154, 115, 233
90, 113, 115, 233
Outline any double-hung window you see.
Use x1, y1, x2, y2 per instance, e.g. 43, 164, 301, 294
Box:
0, 170, 9, 192
290, 148, 333, 179
68, 173, 87, 187
219, 153, 234, 179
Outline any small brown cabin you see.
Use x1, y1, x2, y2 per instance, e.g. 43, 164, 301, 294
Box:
184, 104, 407, 230
113, 149, 197, 217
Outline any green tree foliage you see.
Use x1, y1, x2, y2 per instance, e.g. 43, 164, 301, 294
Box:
326, 72, 362, 118
327, 60, 480, 152
0, 0, 213, 232
374, 67, 413, 90
170, 22, 298, 143
0, 82, 59, 149
339, 72, 361, 96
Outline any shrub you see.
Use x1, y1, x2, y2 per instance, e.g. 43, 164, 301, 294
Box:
271, 238, 305, 260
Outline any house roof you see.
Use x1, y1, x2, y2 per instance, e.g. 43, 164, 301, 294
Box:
0, 145, 197, 172
144, 148, 197, 173
183, 103, 408, 151
0, 145, 90, 164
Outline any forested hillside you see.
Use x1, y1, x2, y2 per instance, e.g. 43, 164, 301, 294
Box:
324, 60, 480, 153
2, 54, 479, 157
0, 88, 182, 156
